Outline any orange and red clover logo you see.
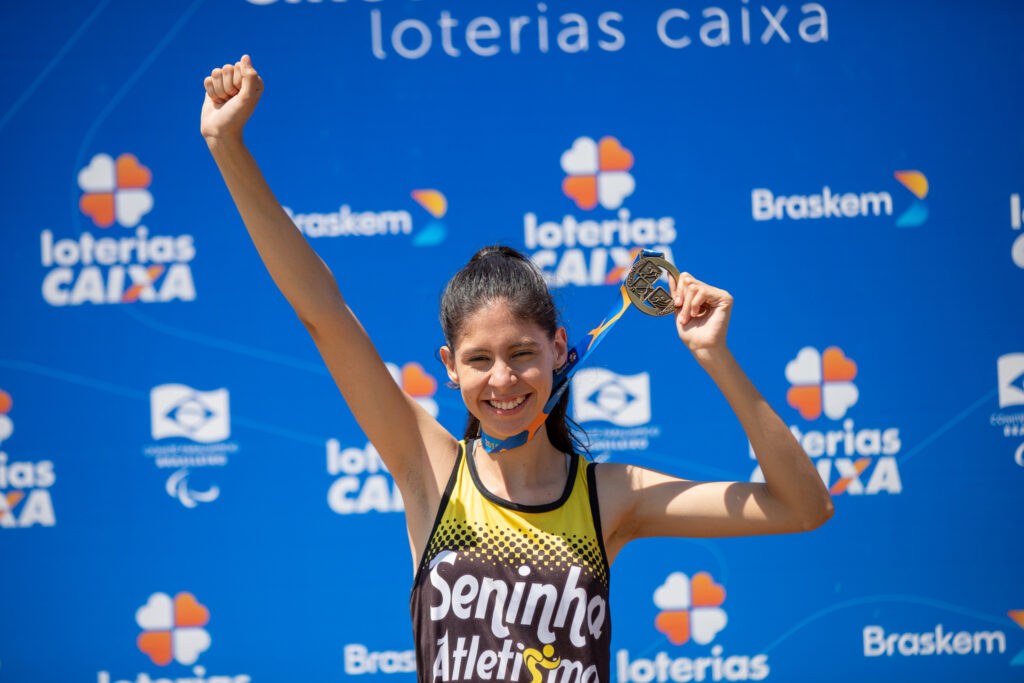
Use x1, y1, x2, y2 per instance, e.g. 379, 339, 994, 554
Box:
785, 346, 858, 421
654, 572, 728, 645
78, 153, 153, 228
136, 592, 211, 666
754, 345, 903, 496
525, 135, 676, 287
39, 152, 196, 306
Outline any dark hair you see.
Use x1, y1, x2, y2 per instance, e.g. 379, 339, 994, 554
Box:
440, 246, 588, 457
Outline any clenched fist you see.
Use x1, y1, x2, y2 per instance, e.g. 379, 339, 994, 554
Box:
200, 54, 263, 142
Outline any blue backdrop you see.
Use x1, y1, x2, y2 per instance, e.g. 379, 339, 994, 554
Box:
1, 1, 1022, 682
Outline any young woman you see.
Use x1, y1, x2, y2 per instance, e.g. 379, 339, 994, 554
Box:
201, 55, 832, 683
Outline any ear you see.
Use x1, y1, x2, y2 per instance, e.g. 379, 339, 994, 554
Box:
553, 327, 568, 368
439, 345, 460, 386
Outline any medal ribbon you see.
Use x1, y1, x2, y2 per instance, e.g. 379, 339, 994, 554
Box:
479, 249, 669, 453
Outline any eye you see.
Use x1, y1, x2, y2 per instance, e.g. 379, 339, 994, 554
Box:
513, 351, 534, 358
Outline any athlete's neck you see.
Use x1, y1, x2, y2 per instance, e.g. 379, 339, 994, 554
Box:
472, 429, 568, 506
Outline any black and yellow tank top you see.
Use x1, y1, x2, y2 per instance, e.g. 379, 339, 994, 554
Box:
410, 439, 611, 683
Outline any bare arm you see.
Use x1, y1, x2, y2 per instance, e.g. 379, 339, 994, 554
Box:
200, 56, 455, 539
596, 274, 833, 561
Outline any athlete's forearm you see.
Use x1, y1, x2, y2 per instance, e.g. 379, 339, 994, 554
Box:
206, 134, 344, 324
696, 347, 834, 529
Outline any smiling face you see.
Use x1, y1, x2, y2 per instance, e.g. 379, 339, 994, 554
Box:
442, 299, 567, 440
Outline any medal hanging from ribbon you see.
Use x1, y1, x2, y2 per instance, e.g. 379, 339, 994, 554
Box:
479, 250, 680, 453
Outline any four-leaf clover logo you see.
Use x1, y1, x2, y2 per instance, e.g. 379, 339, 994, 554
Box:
135, 591, 211, 666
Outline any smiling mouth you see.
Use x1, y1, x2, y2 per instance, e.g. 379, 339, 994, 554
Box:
486, 395, 528, 411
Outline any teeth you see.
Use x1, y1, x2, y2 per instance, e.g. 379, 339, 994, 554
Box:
489, 396, 526, 410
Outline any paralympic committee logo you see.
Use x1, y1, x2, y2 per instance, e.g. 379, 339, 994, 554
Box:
143, 384, 238, 508
571, 367, 659, 461
40, 153, 197, 306
616, 571, 770, 682
96, 591, 252, 683
989, 353, 1024, 467
0, 389, 57, 529
523, 136, 677, 287
751, 170, 929, 227
282, 188, 448, 246
750, 346, 903, 496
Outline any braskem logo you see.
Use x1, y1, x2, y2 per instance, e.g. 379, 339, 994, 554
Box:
862, 619, 1012, 659
616, 571, 769, 682
751, 346, 903, 495
1010, 610, 1024, 666
524, 136, 676, 287
751, 170, 928, 227
97, 592, 251, 683
283, 189, 448, 246
41, 153, 197, 306
0, 389, 57, 529
343, 644, 416, 675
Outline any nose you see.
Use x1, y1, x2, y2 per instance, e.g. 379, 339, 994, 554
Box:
489, 358, 518, 389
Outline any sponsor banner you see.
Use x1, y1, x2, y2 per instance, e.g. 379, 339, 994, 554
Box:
143, 384, 236, 508
571, 368, 660, 460
990, 353, 1024, 467
327, 440, 403, 514
750, 171, 928, 227
344, 644, 417, 675
283, 189, 448, 246
97, 592, 251, 683
0, 389, 56, 529
251, 3, 830, 61
42, 154, 196, 306
617, 571, 769, 682
751, 346, 903, 495
325, 360, 439, 514
1010, 194, 1024, 268
524, 136, 677, 287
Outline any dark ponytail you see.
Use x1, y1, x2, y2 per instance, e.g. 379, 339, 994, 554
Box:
440, 246, 589, 457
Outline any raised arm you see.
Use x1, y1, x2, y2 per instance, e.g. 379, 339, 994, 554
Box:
595, 273, 833, 561
199, 56, 456, 529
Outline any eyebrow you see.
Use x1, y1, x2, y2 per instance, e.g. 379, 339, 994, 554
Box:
461, 341, 539, 356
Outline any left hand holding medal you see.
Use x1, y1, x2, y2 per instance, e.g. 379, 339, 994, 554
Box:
669, 272, 733, 355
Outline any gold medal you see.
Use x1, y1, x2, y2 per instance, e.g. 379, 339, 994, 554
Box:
625, 254, 680, 316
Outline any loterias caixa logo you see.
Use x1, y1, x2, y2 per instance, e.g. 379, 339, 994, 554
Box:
617, 571, 769, 682
325, 361, 439, 515
97, 591, 252, 683
524, 136, 677, 287
0, 389, 56, 528
749, 346, 903, 496
42, 153, 196, 306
